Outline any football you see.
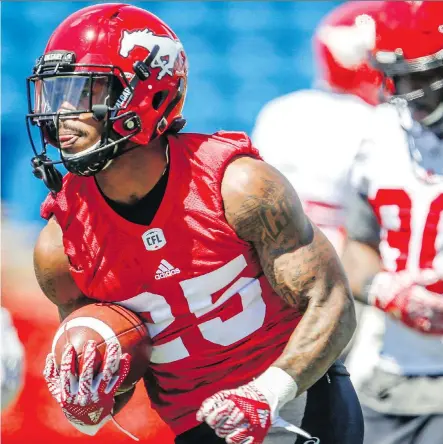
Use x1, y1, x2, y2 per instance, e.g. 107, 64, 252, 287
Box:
52, 302, 151, 392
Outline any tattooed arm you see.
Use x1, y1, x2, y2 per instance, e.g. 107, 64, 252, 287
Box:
222, 156, 356, 394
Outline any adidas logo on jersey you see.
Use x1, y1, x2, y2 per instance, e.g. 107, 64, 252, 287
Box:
155, 259, 180, 280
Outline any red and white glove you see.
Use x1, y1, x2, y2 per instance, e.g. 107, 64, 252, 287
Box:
197, 367, 299, 444
44, 340, 131, 436
367, 269, 443, 334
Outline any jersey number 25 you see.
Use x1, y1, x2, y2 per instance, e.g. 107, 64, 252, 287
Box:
118, 255, 266, 364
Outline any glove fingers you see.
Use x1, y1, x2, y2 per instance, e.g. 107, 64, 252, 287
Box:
115, 353, 131, 386
226, 427, 255, 444
104, 352, 131, 395
44, 353, 62, 403
204, 400, 236, 431
60, 344, 78, 402
97, 340, 122, 393
198, 383, 271, 444
197, 390, 231, 422
46, 343, 125, 428
205, 403, 231, 429
212, 405, 245, 438
43, 353, 59, 381
77, 340, 97, 405
221, 405, 245, 431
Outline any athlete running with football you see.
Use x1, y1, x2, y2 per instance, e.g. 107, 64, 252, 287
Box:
29, 4, 363, 443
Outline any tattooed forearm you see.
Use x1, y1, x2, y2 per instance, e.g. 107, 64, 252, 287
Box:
272, 226, 356, 392
222, 156, 356, 393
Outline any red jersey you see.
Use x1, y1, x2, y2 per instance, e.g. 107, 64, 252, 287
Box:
41, 131, 301, 435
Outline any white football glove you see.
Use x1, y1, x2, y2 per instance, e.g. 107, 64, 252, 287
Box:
44, 340, 131, 435
367, 269, 443, 334
197, 367, 315, 444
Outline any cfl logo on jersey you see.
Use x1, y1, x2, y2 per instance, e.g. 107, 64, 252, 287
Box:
155, 259, 180, 280
142, 228, 166, 251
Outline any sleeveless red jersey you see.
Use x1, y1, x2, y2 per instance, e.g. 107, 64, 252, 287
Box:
41, 131, 301, 435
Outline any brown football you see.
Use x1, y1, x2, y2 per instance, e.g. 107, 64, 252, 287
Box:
52, 302, 151, 392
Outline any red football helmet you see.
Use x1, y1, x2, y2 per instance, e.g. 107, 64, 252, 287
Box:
313, 1, 386, 106
371, 1, 443, 133
26, 3, 188, 191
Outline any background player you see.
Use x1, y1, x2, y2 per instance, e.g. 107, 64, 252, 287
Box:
29, 3, 362, 444
252, 1, 386, 367
252, 1, 384, 257
342, 2, 443, 443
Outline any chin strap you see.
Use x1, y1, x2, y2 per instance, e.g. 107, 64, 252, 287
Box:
31, 155, 63, 194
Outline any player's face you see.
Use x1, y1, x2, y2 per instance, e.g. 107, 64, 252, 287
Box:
394, 66, 443, 123
35, 76, 109, 154
57, 105, 104, 155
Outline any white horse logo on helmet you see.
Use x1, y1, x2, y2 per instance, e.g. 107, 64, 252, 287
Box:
119, 29, 183, 80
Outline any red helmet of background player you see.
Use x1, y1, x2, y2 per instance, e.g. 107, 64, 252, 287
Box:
313, 1, 387, 106
370, 1, 443, 134
26, 3, 188, 190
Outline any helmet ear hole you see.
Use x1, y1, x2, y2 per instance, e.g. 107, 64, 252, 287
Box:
152, 90, 169, 110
